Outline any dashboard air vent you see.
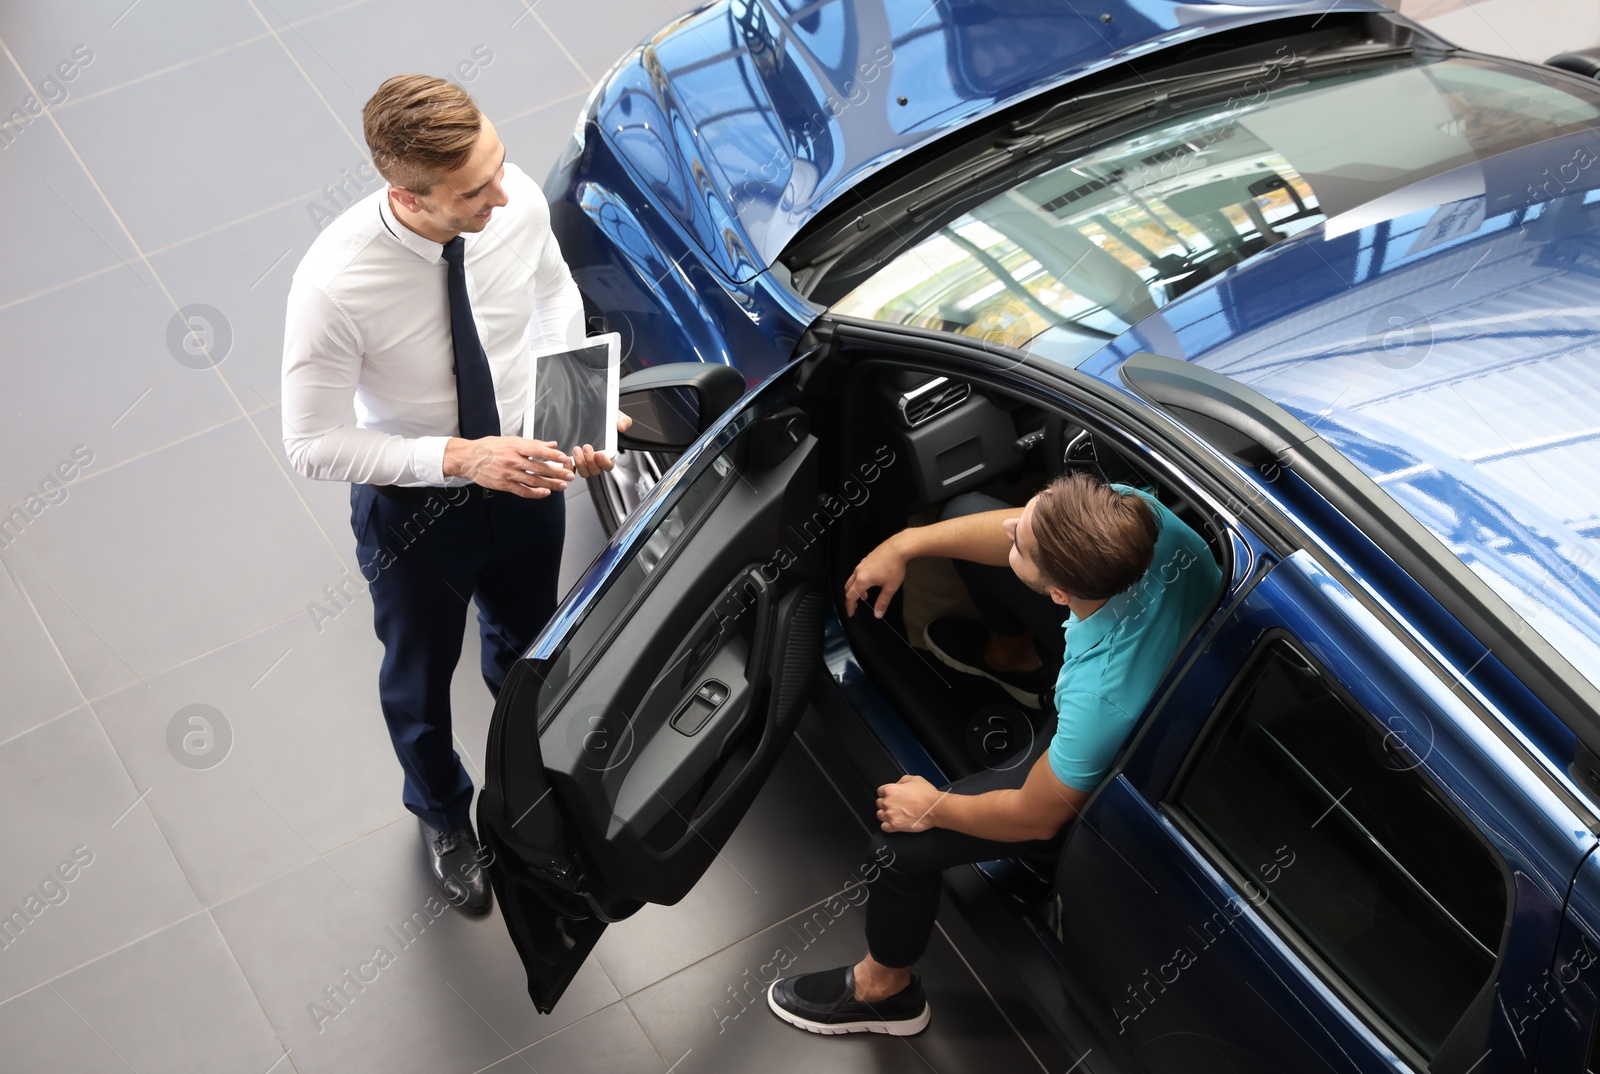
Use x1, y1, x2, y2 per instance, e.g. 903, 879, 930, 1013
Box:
899, 377, 970, 427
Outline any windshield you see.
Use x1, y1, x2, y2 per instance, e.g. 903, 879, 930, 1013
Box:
826, 55, 1600, 365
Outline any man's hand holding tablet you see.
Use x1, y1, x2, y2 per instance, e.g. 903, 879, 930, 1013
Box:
570, 411, 634, 477
528, 332, 629, 480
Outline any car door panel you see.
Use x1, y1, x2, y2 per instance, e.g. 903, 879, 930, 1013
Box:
1058, 551, 1594, 1073
1058, 775, 1415, 1072
478, 392, 825, 1013
1534, 850, 1600, 1070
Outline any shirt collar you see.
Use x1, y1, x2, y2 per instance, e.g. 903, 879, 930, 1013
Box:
377, 192, 449, 265
1062, 584, 1145, 658
1060, 485, 1168, 658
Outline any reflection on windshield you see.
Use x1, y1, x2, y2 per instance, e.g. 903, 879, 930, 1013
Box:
830, 56, 1600, 364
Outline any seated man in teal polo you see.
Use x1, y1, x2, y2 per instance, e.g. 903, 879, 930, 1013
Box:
768, 471, 1222, 1036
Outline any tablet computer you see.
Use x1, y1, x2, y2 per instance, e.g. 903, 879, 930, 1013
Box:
526, 332, 621, 458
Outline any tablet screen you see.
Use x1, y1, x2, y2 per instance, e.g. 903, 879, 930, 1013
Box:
527, 333, 621, 458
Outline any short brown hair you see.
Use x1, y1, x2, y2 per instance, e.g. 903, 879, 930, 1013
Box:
1029, 473, 1159, 600
362, 75, 482, 194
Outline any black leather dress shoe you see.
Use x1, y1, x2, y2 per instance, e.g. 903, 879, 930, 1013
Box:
418, 818, 492, 915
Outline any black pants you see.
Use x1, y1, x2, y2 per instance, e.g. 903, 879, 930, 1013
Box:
864, 719, 1063, 968
860, 492, 1068, 967
942, 491, 1068, 663
350, 483, 564, 834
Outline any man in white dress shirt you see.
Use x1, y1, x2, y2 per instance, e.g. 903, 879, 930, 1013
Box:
281, 75, 622, 914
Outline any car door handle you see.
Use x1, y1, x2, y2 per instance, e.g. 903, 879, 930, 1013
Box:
680, 624, 722, 690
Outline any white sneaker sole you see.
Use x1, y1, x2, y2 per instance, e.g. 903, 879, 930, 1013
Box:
767, 985, 931, 1036
921, 626, 1043, 710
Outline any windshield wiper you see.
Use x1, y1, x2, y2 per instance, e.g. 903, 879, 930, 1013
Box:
1021, 43, 1414, 144
1012, 43, 1411, 136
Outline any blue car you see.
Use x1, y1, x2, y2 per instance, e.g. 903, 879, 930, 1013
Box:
479, 2, 1600, 1070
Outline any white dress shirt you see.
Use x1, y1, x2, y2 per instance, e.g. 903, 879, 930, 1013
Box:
281, 161, 585, 487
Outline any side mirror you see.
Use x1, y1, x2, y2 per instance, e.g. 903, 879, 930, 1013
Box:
1547, 49, 1600, 78
617, 363, 748, 452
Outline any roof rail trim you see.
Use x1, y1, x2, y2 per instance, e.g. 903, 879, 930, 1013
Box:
1119, 351, 1600, 798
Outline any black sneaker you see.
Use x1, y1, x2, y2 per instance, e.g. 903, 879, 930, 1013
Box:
923, 617, 1055, 709
768, 965, 930, 1035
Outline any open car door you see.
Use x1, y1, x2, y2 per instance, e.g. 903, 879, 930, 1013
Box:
477, 365, 826, 1013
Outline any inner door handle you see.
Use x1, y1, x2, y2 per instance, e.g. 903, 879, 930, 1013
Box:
680, 623, 721, 689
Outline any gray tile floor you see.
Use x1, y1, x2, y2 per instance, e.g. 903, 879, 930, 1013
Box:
0, 1, 1583, 1072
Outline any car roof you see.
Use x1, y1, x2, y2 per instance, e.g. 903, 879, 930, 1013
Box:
1079, 126, 1600, 720
593, 0, 1392, 281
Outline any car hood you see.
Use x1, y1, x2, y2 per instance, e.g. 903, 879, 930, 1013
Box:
589, 0, 1392, 282
1081, 126, 1600, 715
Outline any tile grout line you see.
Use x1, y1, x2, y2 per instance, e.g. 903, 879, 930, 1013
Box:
513, 1, 597, 88
27, 35, 350, 603
4, 814, 422, 1017
454, 728, 486, 785
139, 183, 331, 256
0, 576, 332, 751
0, 258, 123, 314
6, 636, 495, 945
607, 877, 871, 1002
461, 996, 638, 1074
197, 789, 496, 920
933, 918, 1054, 1074
241, 0, 368, 154
0, 87, 592, 316
0, 560, 196, 941
0, 402, 281, 512
0, 906, 212, 1011
47, 983, 142, 1072
0, 553, 91, 714
494, 84, 590, 127
30, 529, 621, 1014
81, 694, 212, 911
0, 574, 391, 1027
0, 35, 354, 582
789, 723, 877, 838
616, 992, 672, 1069
200, 905, 299, 1070
9, 0, 379, 127
442, 981, 543, 1074
0, 705, 80, 751
80, 603, 320, 703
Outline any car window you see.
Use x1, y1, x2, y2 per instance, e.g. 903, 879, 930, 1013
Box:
827, 55, 1600, 366
1171, 638, 1508, 1061
533, 425, 749, 726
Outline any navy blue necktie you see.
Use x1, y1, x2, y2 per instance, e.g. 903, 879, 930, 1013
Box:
442, 236, 500, 440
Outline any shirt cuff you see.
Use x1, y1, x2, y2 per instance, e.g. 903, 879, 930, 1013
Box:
411, 436, 451, 486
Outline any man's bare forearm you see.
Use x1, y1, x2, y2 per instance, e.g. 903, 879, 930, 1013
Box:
928, 787, 1060, 843
894, 507, 1019, 568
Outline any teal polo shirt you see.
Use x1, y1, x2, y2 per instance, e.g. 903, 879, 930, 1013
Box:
1048, 486, 1222, 791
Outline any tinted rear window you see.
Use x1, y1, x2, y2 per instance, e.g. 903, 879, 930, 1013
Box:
1174, 639, 1507, 1059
